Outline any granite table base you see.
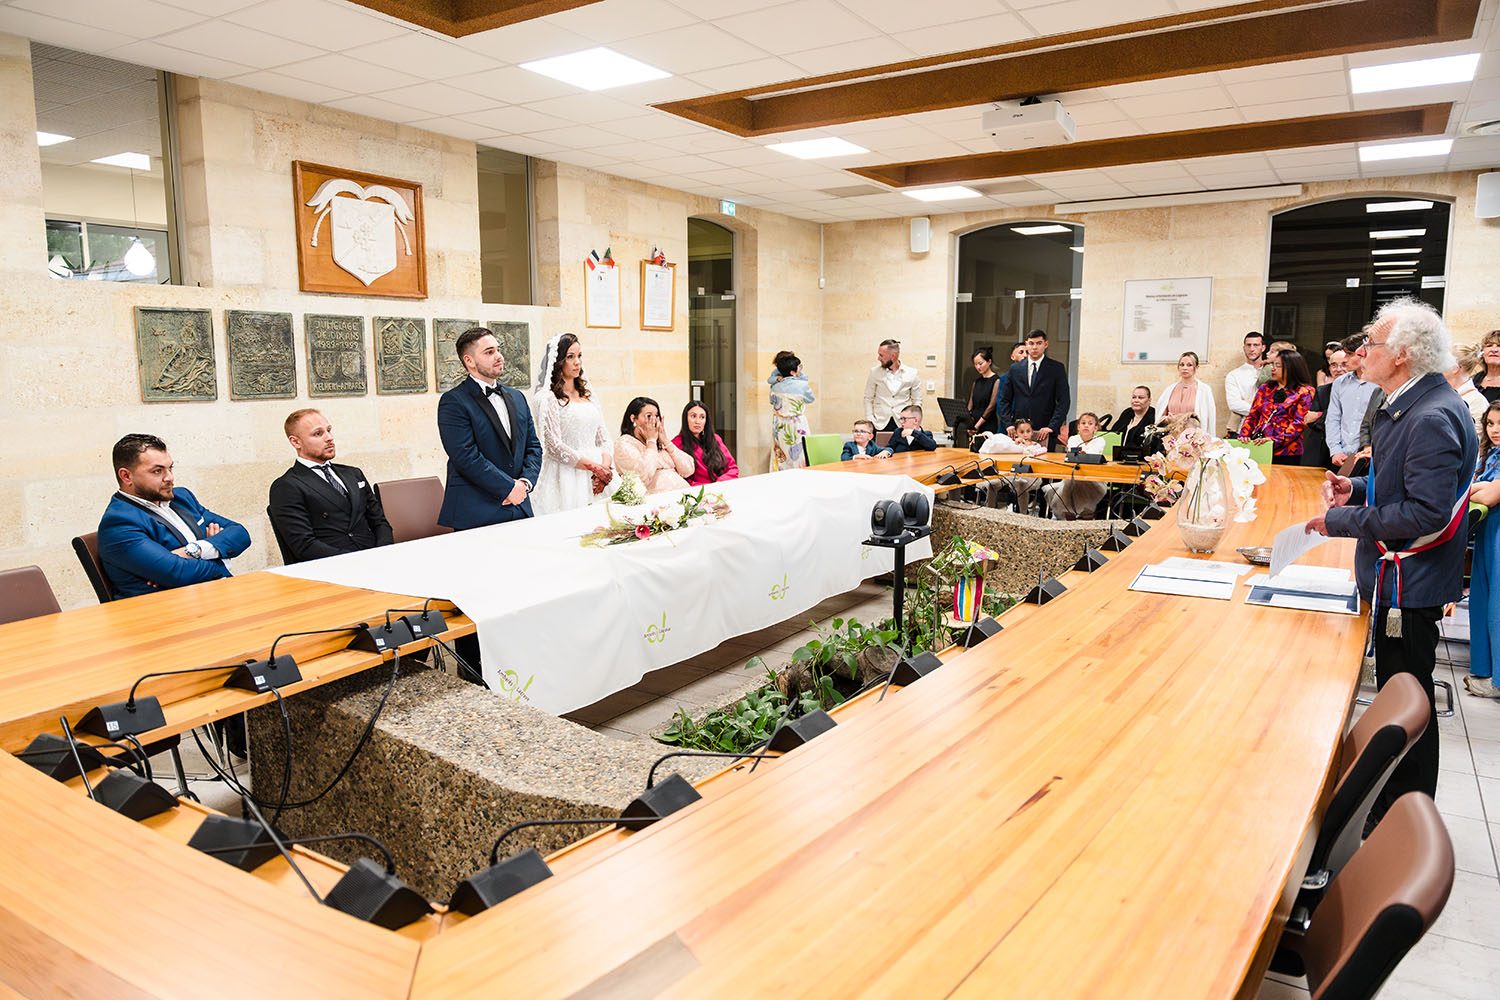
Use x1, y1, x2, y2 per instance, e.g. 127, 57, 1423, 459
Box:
247, 665, 715, 900
930, 502, 1120, 596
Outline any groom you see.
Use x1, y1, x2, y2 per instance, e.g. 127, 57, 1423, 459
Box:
437, 328, 544, 530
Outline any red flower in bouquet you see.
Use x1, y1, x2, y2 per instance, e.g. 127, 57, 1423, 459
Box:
634, 524, 652, 539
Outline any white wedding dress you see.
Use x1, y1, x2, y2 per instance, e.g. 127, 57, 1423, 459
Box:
531, 392, 613, 515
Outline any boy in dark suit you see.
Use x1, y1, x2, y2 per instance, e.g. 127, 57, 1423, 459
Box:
841, 419, 892, 461
999, 329, 1071, 446
888, 405, 938, 454
97, 433, 252, 598
268, 408, 394, 563
437, 328, 544, 531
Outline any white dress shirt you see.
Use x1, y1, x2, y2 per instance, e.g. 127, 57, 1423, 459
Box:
1224, 362, 1262, 432
863, 363, 924, 427
470, 374, 513, 438
297, 456, 347, 494
118, 491, 220, 559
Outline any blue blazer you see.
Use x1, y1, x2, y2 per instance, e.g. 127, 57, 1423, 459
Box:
841, 441, 891, 461
437, 377, 544, 530
1324, 373, 1478, 608
999, 356, 1070, 437
98, 488, 252, 598
889, 429, 938, 454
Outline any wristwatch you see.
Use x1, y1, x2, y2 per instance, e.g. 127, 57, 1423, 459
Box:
185, 540, 203, 559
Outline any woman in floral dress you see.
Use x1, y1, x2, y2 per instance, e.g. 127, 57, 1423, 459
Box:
1242, 349, 1314, 465
768, 350, 815, 471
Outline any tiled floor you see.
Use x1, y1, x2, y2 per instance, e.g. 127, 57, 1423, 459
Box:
1260, 636, 1500, 999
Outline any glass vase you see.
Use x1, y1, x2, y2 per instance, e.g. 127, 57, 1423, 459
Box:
1176, 458, 1236, 554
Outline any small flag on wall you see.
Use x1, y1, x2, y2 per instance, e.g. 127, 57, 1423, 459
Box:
650, 246, 666, 265
586, 248, 617, 271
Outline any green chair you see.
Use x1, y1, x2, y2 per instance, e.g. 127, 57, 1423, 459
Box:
803, 433, 844, 466
1100, 431, 1121, 456
1229, 438, 1273, 466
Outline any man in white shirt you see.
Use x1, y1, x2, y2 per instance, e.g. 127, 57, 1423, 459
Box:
1224, 331, 1267, 435
863, 338, 923, 431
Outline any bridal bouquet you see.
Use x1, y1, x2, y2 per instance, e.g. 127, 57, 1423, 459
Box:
580, 484, 732, 547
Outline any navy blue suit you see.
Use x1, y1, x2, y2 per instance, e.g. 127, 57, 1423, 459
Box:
999, 355, 1070, 439
437, 377, 544, 530
841, 441, 891, 461
98, 488, 252, 598
888, 428, 937, 454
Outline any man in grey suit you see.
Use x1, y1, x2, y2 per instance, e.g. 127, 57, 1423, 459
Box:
1308, 298, 1478, 816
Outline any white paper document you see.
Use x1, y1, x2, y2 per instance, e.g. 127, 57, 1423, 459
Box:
1269, 520, 1327, 579
1129, 563, 1236, 600
1154, 556, 1254, 578
1245, 567, 1359, 615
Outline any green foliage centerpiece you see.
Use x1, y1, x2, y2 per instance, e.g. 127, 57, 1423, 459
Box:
579, 474, 731, 547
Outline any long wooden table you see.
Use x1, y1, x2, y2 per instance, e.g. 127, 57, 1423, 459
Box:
0, 470, 1363, 997
410, 467, 1362, 997
816, 446, 1147, 494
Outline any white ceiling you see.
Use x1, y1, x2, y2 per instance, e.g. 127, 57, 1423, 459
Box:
5, 0, 1500, 222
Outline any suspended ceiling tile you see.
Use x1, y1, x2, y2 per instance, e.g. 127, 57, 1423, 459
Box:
1351, 83, 1472, 112
1121, 177, 1207, 196
0, 8, 134, 53
276, 53, 425, 93
716, 0, 882, 54
782, 36, 918, 76
155, 0, 260, 14
1226, 71, 1350, 107
154, 21, 326, 69
1065, 100, 1131, 126
524, 123, 634, 148
374, 82, 501, 116
12, 0, 203, 39
1017, 0, 1176, 37
542, 0, 699, 43
685, 57, 804, 93
106, 39, 255, 79
229, 71, 354, 105
223, 0, 410, 49
1130, 108, 1244, 132
605, 111, 711, 140
611, 23, 769, 74
1218, 55, 1349, 84
608, 75, 711, 104
1073, 120, 1146, 142
480, 135, 565, 156
343, 33, 503, 79
1114, 86, 1234, 119
525, 92, 645, 124
854, 0, 1013, 35
455, 18, 594, 62
1241, 95, 1353, 123
456, 104, 573, 133
406, 116, 508, 141
323, 94, 431, 123
657, 130, 758, 154
442, 65, 578, 104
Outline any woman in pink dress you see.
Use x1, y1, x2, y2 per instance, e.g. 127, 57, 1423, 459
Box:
615, 397, 695, 495
672, 401, 738, 486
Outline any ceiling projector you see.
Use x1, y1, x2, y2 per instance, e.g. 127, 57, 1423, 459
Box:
982, 101, 1076, 150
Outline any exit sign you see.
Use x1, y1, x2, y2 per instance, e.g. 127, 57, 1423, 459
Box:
720, 200, 737, 216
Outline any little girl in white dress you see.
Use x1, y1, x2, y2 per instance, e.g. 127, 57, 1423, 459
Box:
530, 334, 614, 515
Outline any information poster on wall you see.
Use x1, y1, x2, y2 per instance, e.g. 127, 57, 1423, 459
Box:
584, 259, 621, 329
1121, 276, 1212, 362
640, 261, 675, 331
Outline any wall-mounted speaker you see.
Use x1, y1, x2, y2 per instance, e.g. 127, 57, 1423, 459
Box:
910, 216, 930, 254
1477, 172, 1500, 219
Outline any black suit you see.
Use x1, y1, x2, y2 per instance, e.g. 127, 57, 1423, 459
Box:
999, 355, 1070, 439
1301, 381, 1335, 469
437, 377, 543, 531
268, 462, 394, 563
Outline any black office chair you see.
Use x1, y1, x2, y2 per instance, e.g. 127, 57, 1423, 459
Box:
266, 506, 298, 565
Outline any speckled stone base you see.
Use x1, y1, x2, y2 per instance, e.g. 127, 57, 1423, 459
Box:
931, 502, 1119, 595
247, 664, 716, 899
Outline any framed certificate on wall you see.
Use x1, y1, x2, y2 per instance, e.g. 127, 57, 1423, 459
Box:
640, 261, 675, 331
584, 260, 621, 329
1121, 276, 1213, 362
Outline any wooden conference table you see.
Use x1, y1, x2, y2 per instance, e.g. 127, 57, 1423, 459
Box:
0, 468, 1362, 998
816, 445, 1147, 493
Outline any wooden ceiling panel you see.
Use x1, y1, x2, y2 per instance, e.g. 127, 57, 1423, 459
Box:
345, 0, 602, 37
658, 0, 1479, 137
849, 104, 1454, 188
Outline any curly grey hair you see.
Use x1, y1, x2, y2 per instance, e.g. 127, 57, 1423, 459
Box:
1373, 297, 1455, 378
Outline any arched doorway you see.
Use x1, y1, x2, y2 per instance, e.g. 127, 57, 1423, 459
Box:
688, 218, 737, 458
953, 221, 1082, 418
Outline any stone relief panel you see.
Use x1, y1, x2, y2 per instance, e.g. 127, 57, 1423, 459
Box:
305, 314, 367, 397
374, 316, 428, 395
433, 318, 479, 393
135, 307, 217, 403
487, 320, 532, 391
227, 310, 296, 400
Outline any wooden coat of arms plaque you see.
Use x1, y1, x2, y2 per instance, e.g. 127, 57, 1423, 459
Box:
292, 160, 427, 299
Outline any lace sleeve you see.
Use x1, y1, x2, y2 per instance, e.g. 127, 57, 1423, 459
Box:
538, 393, 582, 467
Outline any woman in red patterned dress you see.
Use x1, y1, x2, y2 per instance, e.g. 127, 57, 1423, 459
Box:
1243, 348, 1315, 465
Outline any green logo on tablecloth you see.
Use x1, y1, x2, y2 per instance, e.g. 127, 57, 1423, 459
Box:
644, 612, 671, 644
496, 669, 534, 703
769, 574, 790, 601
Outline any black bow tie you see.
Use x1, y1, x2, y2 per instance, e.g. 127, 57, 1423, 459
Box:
484, 384, 505, 397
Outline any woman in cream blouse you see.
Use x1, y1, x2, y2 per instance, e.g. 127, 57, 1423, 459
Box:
615, 396, 695, 495
1156, 352, 1217, 434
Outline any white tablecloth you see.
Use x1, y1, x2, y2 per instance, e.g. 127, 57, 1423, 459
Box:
269, 471, 932, 714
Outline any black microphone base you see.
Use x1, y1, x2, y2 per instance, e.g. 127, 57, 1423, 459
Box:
225, 654, 303, 693
1122, 516, 1151, 536
768, 709, 837, 752
21, 734, 108, 781
77, 696, 166, 739
890, 651, 944, 685
401, 609, 449, 641
95, 769, 177, 820
1024, 578, 1067, 605
188, 815, 280, 872
349, 618, 417, 654
958, 617, 1003, 647
324, 858, 433, 929
450, 849, 553, 915
1100, 529, 1133, 551
620, 773, 703, 831
1075, 547, 1108, 572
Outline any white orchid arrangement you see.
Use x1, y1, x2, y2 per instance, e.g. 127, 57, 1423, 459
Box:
1144, 426, 1265, 523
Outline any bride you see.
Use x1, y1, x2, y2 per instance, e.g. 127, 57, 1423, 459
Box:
530, 333, 614, 515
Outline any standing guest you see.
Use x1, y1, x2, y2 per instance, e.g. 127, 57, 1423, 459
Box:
1155, 352, 1217, 432
674, 400, 739, 485
1113, 386, 1157, 452
1043, 412, 1109, 519
1224, 331, 1268, 435
530, 333, 613, 514
98, 433, 252, 598
1327, 331, 1381, 470
437, 328, 544, 531
616, 397, 694, 494
1464, 401, 1500, 698
268, 409, 393, 563
863, 338, 922, 432
1474, 329, 1500, 403
955, 347, 1001, 447
888, 404, 937, 454
993, 343, 1027, 417
1242, 349, 1314, 465
1445, 354, 1489, 432
769, 350, 815, 471
999, 329, 1070, 446
1302, 349, 1345, 468
842, 419, 892, 461
1309, 298, 1478, 817
1317, 340, 1343, 386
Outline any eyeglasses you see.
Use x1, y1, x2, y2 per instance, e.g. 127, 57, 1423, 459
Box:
1359, 337, 1390, 351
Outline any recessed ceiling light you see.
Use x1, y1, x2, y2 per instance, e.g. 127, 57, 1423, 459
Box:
91, 152, 151, 170
520, 47, 670, 92
902, 185, 983, 202
1369, 228, 1426, 239
1371, 246, 1422, 255
1069, 246, 1084, 253
1376, 268, 1416, 275
766, 137, 869, 160
1371, 260, 1418, 266
1011, 224, 1072, 235
1350, 53, 1480, 94
1358, 138, 1452, 162
36, 131, 72, 146
1365, 199, 1434, 213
